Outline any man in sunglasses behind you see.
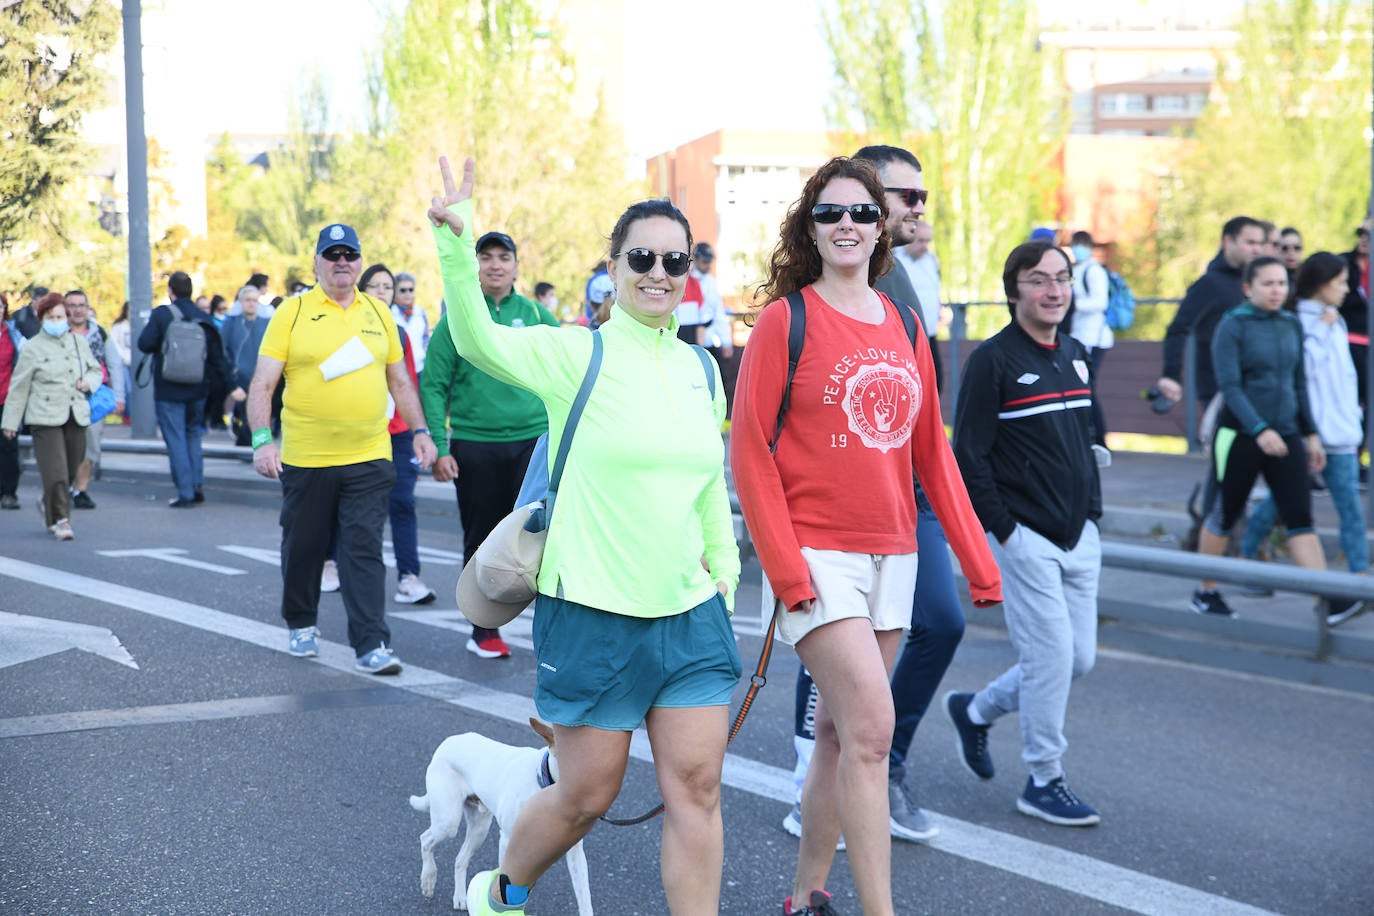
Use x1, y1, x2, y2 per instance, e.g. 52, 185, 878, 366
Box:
247, 223, 436, 675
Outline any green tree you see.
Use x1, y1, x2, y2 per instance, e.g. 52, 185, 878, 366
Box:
1153, 0, 1373, 297
372, 0, 642, 320
0, 0, 119, 247
822, 0, 1066, 329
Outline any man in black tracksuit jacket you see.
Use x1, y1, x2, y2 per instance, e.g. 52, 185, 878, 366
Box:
944, 240, 1105, 828
1155, 216, 1266, 405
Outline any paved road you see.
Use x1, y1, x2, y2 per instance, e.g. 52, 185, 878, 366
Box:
2, 473, 1372, 915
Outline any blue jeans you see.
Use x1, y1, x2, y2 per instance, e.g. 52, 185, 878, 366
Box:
792, 489, 967, 785
155, 399, 204, 501
1242, 451, 1368, 572
389, 431, 420, 578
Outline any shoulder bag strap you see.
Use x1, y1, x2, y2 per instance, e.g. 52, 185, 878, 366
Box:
542, 329, 603, 523
689, 344, 716, 399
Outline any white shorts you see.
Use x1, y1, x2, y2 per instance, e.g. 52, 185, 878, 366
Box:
770, 547, 919, 647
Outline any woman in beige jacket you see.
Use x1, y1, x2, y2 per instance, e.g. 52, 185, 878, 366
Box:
2, 293, 104, 540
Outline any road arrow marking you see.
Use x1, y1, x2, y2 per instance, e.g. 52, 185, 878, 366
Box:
97, 548, 245, 576
0, 611, 139, 670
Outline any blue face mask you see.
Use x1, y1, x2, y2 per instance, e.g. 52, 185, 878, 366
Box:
1071, 245, 1092, 264
42, 320, 68, 337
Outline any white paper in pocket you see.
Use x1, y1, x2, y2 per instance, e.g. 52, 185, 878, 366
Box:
319, 336, 376, 381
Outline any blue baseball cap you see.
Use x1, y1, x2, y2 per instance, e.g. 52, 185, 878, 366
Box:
316, 223, 361, 255
1029, 227, 1056, 242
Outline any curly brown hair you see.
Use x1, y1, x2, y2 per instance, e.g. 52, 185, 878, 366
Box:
750, 157, 892, 319
33, 292, 65, 320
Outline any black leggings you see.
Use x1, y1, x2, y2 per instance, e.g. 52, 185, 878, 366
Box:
1217, 430, 1313, 535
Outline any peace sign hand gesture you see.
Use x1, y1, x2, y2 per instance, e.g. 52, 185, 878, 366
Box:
428, 156, 475, 237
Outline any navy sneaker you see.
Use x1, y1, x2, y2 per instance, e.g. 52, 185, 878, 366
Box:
944, 691, 994, 780
287, 625, 319, 657
783, 889, 837, 915
355, 643, 402, 675
1017, 776, 1101, 826
1190, 588, 1235, 618
1322, 596, 1369, 627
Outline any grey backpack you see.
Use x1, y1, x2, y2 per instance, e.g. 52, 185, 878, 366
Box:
161, 309, 207, 384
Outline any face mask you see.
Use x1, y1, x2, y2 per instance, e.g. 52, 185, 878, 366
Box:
1071, 245, 1092, 264
42, 320, 68, 337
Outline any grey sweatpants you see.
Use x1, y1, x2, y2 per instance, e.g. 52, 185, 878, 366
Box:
972, 521, 1100, 784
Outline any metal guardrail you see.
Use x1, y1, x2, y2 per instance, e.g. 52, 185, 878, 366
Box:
17, 434, 254, 462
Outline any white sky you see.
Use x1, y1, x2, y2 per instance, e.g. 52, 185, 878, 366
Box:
139, 0, 831, 165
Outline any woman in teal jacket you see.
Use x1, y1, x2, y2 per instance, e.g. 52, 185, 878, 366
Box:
429, 157, 740, 916
1, 293, 104, 540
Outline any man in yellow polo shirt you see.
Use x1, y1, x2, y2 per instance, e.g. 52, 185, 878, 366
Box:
247, 223, 437, 675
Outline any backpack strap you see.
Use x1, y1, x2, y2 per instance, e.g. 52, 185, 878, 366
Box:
770, 291, 808, 454
539, 329, 603, 527
689, 344, 716, 399
888, 296, 920, 350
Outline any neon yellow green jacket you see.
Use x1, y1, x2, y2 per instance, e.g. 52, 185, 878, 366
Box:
434, 201, 738, 616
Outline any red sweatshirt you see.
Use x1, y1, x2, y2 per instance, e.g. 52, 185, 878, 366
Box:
731, 286, 1002, 612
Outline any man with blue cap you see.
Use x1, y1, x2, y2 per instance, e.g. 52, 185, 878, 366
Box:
246, 222, 437, 675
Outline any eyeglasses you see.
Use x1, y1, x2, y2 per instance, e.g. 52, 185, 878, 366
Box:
321, 248, 361, 262
811, 203, 882, 224
618, 248, 692, 277
1358, 229, 1370, 239
1018, 275, 1073, 290
397, 287, 414, 293
884, 187, 928, 207
1279, 243, 1303, 252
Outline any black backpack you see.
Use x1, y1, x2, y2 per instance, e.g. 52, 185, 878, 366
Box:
769, 291, 921, 452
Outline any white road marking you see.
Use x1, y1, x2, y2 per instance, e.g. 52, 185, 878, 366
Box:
97, 548, 246, 576
0, 611, 139, 670
0, 556, 1282, 916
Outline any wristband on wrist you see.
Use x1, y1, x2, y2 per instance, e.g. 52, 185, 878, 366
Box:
413, 427, 430, 437
251, 428, 273, 449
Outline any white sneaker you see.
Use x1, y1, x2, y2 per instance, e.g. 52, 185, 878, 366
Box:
394, 573, 436, 605
320, 560, 340, 593
50, 518, 74, 541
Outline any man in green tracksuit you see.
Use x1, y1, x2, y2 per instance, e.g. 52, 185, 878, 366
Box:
420, 230, 559, 659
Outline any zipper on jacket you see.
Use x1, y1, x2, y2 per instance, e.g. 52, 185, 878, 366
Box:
655, 327, 681, 414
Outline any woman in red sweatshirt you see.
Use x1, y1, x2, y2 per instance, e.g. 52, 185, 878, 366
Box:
731, 157, 1001, 916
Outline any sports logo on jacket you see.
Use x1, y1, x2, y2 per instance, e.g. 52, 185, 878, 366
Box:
842, 361, 920, 453
1072, 359, 1089, 384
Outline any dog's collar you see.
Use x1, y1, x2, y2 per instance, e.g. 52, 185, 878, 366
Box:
538, 749, 555, 789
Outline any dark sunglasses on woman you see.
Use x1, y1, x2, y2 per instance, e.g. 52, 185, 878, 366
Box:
619, 248, 692, 277
811, 203, 882, 224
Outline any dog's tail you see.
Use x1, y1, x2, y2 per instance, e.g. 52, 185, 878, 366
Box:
408, 793, 429, 813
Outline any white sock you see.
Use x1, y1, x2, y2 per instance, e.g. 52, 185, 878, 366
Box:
966, 702, 988, 726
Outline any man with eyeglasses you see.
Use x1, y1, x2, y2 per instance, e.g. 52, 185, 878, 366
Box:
419, 230, 559, 661
391, 272, 430, 374
247, 223, 436, 676
947, 239, 1104, 828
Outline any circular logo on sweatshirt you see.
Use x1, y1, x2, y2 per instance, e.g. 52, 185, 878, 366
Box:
843, 361, 920, 453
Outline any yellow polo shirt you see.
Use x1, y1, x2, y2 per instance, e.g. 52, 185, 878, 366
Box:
259, 286, 403, 468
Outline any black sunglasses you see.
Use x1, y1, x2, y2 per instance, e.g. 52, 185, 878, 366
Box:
321, 248, 361, 262
811, 203, 882, 224
397, 286, 414, 293
884, 187, 928, 207
619, 248, 692, 277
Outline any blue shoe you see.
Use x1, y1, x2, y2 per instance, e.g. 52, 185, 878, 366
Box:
466, 870, 526, 914
355, 643, 402, 675
944, 691, 994, 780
1017, 776, 1101, 826
287, 626, 319, 658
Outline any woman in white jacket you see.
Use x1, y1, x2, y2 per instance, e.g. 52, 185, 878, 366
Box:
1241, 252, 1368, 624
1069, 231, 1111, 444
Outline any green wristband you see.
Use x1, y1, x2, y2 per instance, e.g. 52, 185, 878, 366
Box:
251, 428, 273, 449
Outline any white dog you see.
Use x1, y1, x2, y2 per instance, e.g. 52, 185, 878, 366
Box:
409, 717, 593, 913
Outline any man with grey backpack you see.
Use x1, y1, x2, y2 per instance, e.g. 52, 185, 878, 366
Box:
137, 270, 229, 507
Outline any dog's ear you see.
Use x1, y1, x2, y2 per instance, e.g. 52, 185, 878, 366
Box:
530, 717, 555, 748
